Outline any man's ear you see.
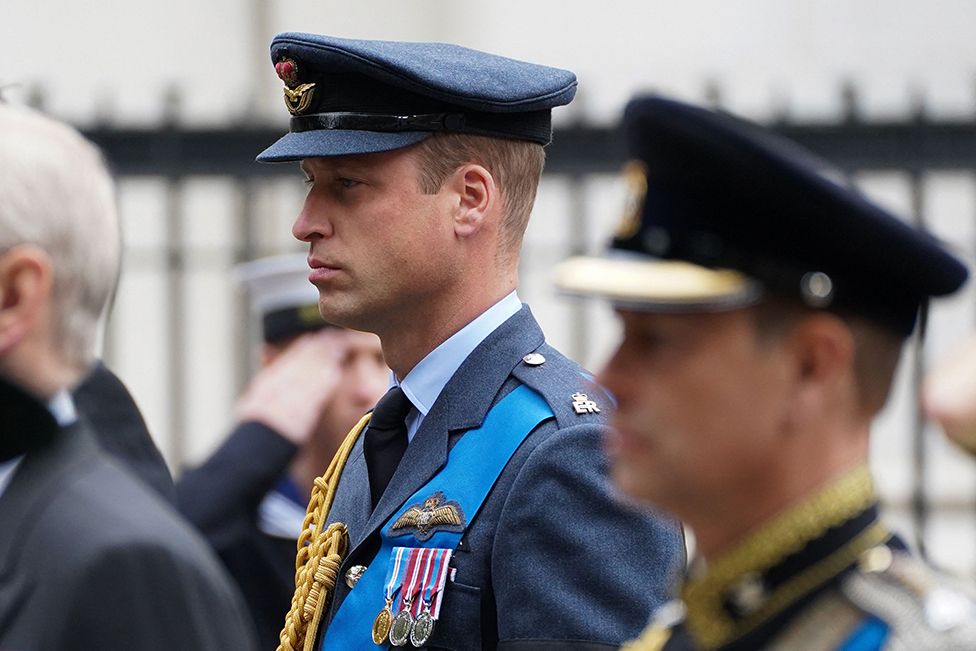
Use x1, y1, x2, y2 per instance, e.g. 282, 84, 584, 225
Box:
786, 313, 857, 416
0, 245, 54, 356
451, 163, 496, 239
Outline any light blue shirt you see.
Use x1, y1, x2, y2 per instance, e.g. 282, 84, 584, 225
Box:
0, 388, 77, 499
393, 291, 522, 443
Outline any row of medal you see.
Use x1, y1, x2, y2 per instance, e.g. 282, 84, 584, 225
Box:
372, 546, 454, 647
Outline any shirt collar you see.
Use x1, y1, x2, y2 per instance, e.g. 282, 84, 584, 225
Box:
0, 457, 23, 499
393, 291, 521, 416
48, 389, 78, 427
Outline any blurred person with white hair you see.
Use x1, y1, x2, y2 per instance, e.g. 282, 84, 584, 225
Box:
176, 253, 388, 650
0, 102, 257, 651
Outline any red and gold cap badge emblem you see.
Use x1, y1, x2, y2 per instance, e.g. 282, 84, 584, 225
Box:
275, 56, 315, 115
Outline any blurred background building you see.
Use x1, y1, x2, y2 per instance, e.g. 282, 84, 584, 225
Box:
3, 0, 976, 574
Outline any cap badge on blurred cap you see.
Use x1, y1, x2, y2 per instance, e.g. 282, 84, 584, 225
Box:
571, 392, 600, 415
615, 160, 649, 240
275, 56, 315, 115
800, 271, 834, 308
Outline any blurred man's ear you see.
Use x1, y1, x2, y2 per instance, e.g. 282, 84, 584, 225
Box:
0, 245, 53, 356
783, 312, 858, 423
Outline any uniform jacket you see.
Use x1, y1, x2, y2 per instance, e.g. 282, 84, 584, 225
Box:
177, 421, 301, 650
0, 413, 258, 651
622, 468, 976, 651
318, 306, 685, 650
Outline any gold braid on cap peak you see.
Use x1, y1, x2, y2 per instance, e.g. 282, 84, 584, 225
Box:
277, 413, 371, 651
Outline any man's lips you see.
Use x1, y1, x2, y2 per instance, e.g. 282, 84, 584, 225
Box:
308, 258, 342, 282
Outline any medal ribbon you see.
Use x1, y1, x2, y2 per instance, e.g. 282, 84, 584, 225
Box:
428, 549, 452, 619
396, 547, 425, 613
383, 547, 409, 605
409, 548, 438, 617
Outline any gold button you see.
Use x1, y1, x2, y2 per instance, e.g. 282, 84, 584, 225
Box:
522, 353, 546, 366
345, 564, 367, 589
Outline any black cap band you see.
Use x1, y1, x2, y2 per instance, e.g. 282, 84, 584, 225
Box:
262, 305, 332, 344
289, 109, 553, 145
291, 112, 467, 133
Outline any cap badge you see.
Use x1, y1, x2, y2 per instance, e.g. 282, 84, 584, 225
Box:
571, 392, 600, 415
275, 57, 315, 115
801, 271, 834, 308
389, 491, 466, 541
614, 160, 649, 240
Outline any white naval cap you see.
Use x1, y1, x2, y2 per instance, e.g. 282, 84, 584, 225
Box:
234, 253, 329, 343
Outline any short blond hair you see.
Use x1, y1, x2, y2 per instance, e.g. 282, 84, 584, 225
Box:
413, 133, 545, 264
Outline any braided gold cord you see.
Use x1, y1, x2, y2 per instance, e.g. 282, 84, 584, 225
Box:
277, 413, 371, 651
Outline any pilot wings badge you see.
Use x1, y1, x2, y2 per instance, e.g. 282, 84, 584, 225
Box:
389, 491, 466, 541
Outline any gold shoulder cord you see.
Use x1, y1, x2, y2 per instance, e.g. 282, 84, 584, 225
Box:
277, 413, 372, 651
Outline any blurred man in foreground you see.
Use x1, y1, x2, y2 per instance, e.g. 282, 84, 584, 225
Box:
557, 95, 976, 650
0, 103, 256, 651
176, 252, 387, 649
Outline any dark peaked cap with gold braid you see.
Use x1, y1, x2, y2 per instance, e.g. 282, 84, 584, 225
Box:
256, 32, 577, 162
556, 95, 969, 337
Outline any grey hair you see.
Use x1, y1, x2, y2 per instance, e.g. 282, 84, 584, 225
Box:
0, 105, 121, 369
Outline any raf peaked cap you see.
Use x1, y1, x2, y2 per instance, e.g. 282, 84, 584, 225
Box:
256, 32, 577, 162
235, 253, 331, 344
555, 95, 969, 336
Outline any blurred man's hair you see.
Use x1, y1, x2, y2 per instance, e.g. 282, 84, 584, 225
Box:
0, 105, 121, 368
413, 133, 545, 266
752, 297, 904, 415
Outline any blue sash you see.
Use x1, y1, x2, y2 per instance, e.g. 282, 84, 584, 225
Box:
836, 616, 889, 651
322, 384, 554, 650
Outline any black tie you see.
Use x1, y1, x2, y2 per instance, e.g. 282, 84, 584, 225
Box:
364, 386, 412, 509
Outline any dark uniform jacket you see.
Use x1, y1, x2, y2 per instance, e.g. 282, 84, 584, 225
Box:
0, 379, 258, 651
177, 421, 301, 650
622, 468, 976, 651
317, 306, 686, 650
73, 361, 176, 502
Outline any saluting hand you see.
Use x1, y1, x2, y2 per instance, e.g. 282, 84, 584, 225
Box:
234, 329, 348, 445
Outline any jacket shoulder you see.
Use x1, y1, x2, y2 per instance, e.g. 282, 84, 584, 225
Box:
510, 343, 611, 429
839, 546, 976, 650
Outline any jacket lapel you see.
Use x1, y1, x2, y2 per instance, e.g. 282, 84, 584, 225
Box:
349, 305, 545, 552
0, 425, 94, 579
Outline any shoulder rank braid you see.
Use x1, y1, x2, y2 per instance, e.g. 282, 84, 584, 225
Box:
277, 413, 371, 651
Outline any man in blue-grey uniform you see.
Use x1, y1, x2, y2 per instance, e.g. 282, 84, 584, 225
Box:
176, 253, 387, 650
556, 95, 976, 650
256, 34, 685, 651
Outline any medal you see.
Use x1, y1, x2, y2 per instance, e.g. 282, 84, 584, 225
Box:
373, 548, 409, 645
410, 547, 453, 647
371, 597, 394, 645
389, 597, 415, 646
410, 603, 435, 647
390, 547, 427, 647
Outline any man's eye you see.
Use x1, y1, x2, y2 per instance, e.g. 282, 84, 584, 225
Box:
303, 176, 314, 186
338, 178, 360, 189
